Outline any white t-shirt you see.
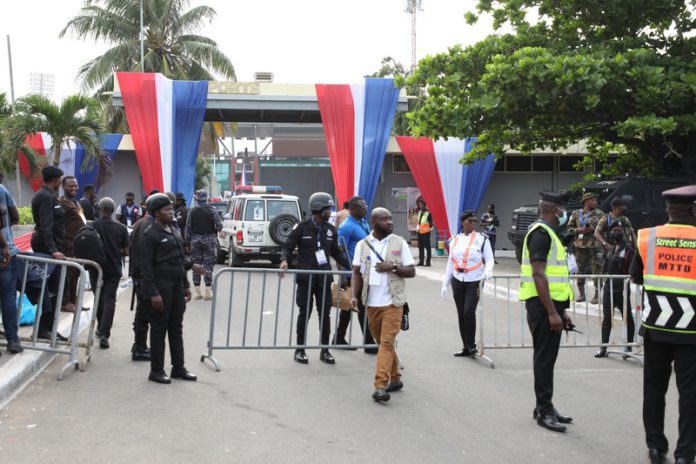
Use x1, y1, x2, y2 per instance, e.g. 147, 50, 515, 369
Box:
353, 234, 415, 307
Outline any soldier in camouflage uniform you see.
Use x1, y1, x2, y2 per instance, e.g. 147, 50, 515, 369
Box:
185, 190, 223, 300
567, 192, 604, 303
594, 197, 637, 250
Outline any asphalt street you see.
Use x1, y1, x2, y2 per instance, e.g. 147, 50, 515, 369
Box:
0, 257, 681, 463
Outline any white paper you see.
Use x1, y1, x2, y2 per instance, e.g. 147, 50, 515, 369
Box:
315, 249, 328, 265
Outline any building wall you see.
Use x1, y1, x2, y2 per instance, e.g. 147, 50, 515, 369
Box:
259, 164, 335, 217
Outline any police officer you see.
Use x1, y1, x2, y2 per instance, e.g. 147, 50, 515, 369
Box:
567, 192, 604, 303
139, 193, 196, 384
128, 202, 155, 361
416, 197, 433, 266
630, 185, 696, 464
280, 192, 351, 365
519, 190, 574, 433
595, 197, 637, 250
185, 190, 222, 300
30, 165, 68, 340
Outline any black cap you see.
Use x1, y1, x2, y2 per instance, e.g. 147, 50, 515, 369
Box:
175, 192, 185, 200
539, 190, 571, 205
42, 165, 63, 180
149, 189, 161, 196
611, 197, 628, 208
146, 193, 171, 213
662, 185, 696, 205
460, 210, 476, 221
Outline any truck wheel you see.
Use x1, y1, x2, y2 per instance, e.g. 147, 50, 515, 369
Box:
515, 245, 523, 264
228, 248, 244, 267
269, 214, 298, 245
216, 247, 228, 264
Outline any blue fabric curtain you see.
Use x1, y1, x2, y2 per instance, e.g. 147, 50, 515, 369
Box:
357, 78, 399, 208
171, 80, 208, 205
75, 133, 123, 196
460, 141, 496, 215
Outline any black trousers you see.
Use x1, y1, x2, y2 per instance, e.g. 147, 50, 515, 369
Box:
418, 232, 431, 265
90, 274, 120, 338
296, 278, 332, 347
526, 297, 566, 415
335, 297, 375, 345
643, 335, 696, 460
132, 280, 150, 350
38, 270, 61, 333
601, 284, 634, 344
451, 279, 480, 349
145, 284, 186, 372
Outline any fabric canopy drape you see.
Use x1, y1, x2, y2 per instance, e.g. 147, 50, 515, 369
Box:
395, 136, 450, 239
18, 133, 51, 191
316, 78, 399, 209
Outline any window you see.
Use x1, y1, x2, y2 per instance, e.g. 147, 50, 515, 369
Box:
393, 155, 411, 173
619, 189, 649, 211
244, 200, 265, 221
494, 157, 505, 171
267, 200, 298, 220
532, 156, 554, 172
505, 156, 532, 172
558, 155, 584, 172
232, 199, 244, 220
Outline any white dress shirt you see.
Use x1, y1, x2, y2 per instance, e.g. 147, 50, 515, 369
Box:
443, 231, 494, 285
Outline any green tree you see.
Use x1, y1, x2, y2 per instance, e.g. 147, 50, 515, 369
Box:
0, 92, 41, 178
4, 95, 108, 174
194, 154, 212, 191
60, 0, 236, 132
407, 0, 696, 177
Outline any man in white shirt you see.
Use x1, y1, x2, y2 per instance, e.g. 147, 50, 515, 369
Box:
350, 208, 416, 403
442, 210, 494, 356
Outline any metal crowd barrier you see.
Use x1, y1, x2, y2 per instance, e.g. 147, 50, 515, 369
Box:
476, 274, 643, 369
8, 254, 103, 380
201, 267, 378, 372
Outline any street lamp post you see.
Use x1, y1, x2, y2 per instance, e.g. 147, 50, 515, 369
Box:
140, 0, 144, 70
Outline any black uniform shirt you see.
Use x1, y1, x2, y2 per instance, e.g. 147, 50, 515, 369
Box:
281, 217, 350, 281
31, 185, 66, 254
92, 217, 129, 278
138, 221, 190, 298
526, 223, 570, 307
128, 216, 154, 279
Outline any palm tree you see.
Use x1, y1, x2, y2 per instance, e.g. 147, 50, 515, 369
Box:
5, 94, 108, 174
61, 0, 235, 110
0, 92, 41, 178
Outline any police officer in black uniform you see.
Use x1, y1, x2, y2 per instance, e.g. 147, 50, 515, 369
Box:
280, 192, 351, 365
30, 165, 68, 340
128, 204, 155, 361
138, 193, 196, 384
630, 185, 696, 464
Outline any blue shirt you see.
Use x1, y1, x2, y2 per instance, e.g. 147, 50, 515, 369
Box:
338, 215, 370, 261
0, 184, 18, 257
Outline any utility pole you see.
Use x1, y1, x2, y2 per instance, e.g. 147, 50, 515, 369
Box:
140, 0, 145, 70
6, 35, 21, 206
405, 0, 423, 72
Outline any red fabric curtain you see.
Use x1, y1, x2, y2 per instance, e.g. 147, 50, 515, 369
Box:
396, 136, 451, 239
116, 72, 164, 193
315, 84, 354, 207
18, 133, 47, 191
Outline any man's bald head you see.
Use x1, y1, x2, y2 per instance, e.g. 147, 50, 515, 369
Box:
99, 197, 116, 217
371, 207, 390, 222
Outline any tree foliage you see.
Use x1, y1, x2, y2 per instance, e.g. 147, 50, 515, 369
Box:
0, 92, 41, 179
407, 0, 696, 177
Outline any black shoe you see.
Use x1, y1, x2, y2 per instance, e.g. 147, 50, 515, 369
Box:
332, 335, 357, 350
467, 346, 478, 356
385, 380, 403, 393
132, 348, 151, 361
171, 368, 197, 381
294, 349, 308, 364
594, 347, 607, 358
416, 263, 424, 267
675, 457, 695, 464
319, 349, 335, 365
99, 336, 109, 349
37, 330, 68, 341
533, 407, 573, 424
94, 329, 102, 338
364, 347, 378, 354
648, 449, 667, 464
372, 389, 390, 402
536, 414, 566, 432
7, 340, 24, 353
148, 370, 171, 384
454, 348, 472, 357
425, 263, 431, 267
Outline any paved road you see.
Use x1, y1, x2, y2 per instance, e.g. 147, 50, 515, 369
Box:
0, 258, 681, 463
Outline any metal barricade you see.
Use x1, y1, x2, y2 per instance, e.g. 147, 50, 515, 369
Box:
201, 267, 377, 371
9, 254, 103, 380
476, 274, 643, 369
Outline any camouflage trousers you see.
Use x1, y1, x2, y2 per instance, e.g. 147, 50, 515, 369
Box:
190, 234, 218, 287
575, 247, 602, 290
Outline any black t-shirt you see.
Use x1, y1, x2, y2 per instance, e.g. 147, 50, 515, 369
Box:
527, 227, 551, 263
92, 217, 129, 278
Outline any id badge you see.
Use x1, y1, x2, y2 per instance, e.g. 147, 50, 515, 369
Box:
578, 233, 583, 240
127, 218, 132, 227
315, 249, 328, 265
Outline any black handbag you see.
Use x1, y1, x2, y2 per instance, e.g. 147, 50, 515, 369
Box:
401, 302, 410, 331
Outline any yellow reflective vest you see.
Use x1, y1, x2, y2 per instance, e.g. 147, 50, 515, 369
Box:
519, 222, 574, 302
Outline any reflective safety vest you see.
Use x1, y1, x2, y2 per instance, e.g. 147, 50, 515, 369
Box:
638, 224, 696, 296
418, 211, 432, 234
519, 222, 574, 302
450, 232, 483, 273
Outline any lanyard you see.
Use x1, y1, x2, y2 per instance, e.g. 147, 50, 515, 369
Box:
579, 210, 591, 227
607, 214, 614, 228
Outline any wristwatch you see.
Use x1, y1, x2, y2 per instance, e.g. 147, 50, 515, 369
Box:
392, 264, 398, 273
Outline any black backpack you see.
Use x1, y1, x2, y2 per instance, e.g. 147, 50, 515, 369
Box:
74, 225, 107, 268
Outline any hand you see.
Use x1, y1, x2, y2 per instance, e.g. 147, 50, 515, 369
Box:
562, 312, 573, 330
548, 311, 563, 333
150, 295, 163, 311
483, 271, 493, 280
0, 247, 9, 268
349, 297, 359, 312
192, 263, 205, 275
52, 251, 66, 260
375, 261, 392, 273
441, 286, 448, 299
184, 289, 192, 303
186, 246, 192, 254
602, 242, 611, 252
279, 259, 288, 278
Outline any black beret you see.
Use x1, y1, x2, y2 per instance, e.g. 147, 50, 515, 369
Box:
611, 197, 628, 208
42, 165, 63, 179
460, 210, 476, 221
539, 190, 571, 205
175, 192, 185, 200
146, 193, 171, 213
662, 185, 696, 205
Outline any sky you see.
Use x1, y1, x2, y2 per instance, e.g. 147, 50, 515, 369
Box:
0, 0, 497, 102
